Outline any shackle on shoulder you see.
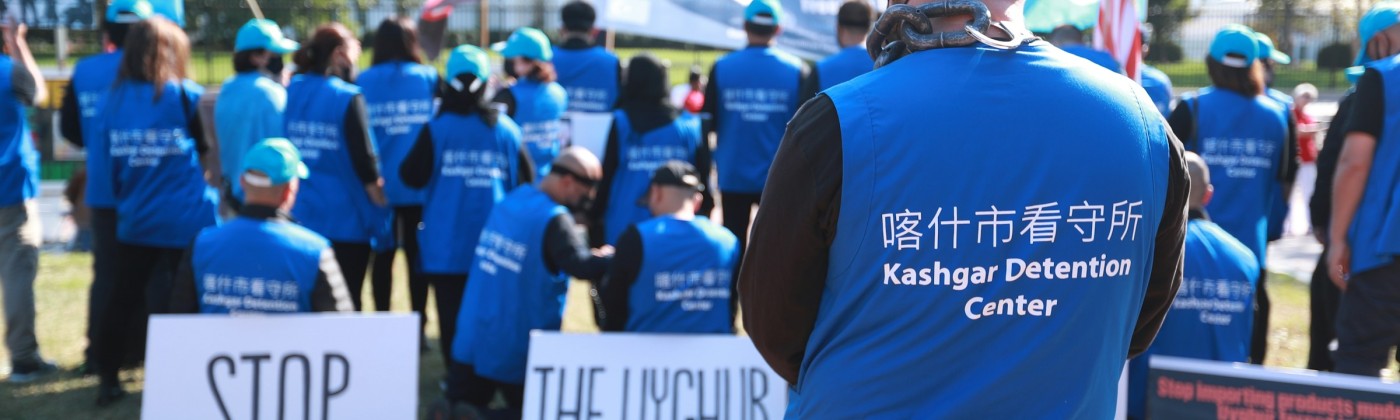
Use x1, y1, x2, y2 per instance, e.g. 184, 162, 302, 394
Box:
867, 0, 1030, 68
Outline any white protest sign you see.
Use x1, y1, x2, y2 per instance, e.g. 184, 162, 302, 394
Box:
142, 314, 419, 420
524, 332, 786, 420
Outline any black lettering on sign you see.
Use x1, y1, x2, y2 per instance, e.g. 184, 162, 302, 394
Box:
321, 353, 349, 420
208, 354, 236, 420
279, 353, 311, 420
242, 353, 272, 420
648, 368, 670, 420
587, 367, 603, 419
621, 368, 631, 420
697, 369, 723, 420
672, 369, 693, 420
558, 367, 582, 420
749, 368, 769, 420
535, 366, 555, 420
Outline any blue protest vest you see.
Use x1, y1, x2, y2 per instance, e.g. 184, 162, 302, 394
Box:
359, 61, 439, 206
1185, 88, 1289, 267
108, 80, 219, 248
1347, 56, 1400, 274
509, 80, 568, 179
0, 56, 36, 207
799, 42, 1169, 418
214, 72, 287, 201
552, 46, 619, 112
626, 216, 737, 333
71, 51, 123, 208
713, 46, 804, 194
1140, 65, 1173, 117
601, 110, 702, 244
1060, 44, 1123, 73
1127, 218, 1259, 418
191, 217, 326, 313
285, 75, 379, 244
418, 113, 524, 274
817, 45, 874, 91
452, 185, 567, 384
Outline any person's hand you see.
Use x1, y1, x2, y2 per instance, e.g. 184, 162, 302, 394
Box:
1327, 241, 1351, 292
365, 179, 387, 207
592, 245, 615, 258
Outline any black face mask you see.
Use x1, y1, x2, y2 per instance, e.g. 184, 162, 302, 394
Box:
569, 195, 596, 213
265, 54, 285, 76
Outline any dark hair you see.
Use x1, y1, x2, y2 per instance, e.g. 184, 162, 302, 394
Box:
617, 53, 673, 112
104, 21, 132, 48
744, 19, 778, 37
518, 58, 558, 83
688, 65, 703, 84
561, 1, 596, 32
440, 74, 499, 127
837, 1, 873, 31
1206, 55, 1265, 97
233, 49, 265, 73
293, 23, 357, 79
371, 17, 424, 65
118, 18, 189, 100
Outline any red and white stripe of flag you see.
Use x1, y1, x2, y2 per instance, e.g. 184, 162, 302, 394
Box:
1093, 0, 1143, 81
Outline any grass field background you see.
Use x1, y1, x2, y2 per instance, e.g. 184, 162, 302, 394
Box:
1, 249, 1388, 419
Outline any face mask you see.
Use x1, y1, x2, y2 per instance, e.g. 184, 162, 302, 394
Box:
569, 194, 596, 213
265, 54, 285, 76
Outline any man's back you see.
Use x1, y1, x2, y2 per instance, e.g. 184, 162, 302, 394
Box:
795, 41, 1173, 417
711, 46, 805, 194
214, 73, 286, 194
552, 45, 620, 112
192, 216, 327, 314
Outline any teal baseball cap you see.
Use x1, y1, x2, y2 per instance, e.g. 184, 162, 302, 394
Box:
1355, 2, 1400, 67
745, 0, 783, 26
1209, 25, 1260, 68
105, 0, 152, 24
242, 138, 309, 187
235, 19, 299, 54
1253, 31, 1292, 65
447, 44, 491, 82
492, 27, 553, 62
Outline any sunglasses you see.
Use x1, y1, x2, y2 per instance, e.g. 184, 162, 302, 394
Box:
551, 166, 599, 188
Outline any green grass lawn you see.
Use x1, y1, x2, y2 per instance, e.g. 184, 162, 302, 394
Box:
0, 249, 1379, 419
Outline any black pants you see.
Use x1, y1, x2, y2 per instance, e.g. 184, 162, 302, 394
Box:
1308, 249, 1342, 371
426, 273, 466, 366
1332, 261, 1400, 377
97, 242, 181, 385
369, 207, 427, 331
330, 242, 372, 311
85, 208, 118, 367
445, 362, 524, 418
722, 192, 759, 320
1250, 268, 1271, 364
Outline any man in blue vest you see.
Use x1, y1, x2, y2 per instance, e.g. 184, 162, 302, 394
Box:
739, 0, 1188, 416
1128, 151, 1259, 418
213, 18, 298, 211
169, 139, 354, 314
553, 1, 621, 113
1049, 24, 1123, 73
1327, 15, 1400, 376
601, 160, 738, 333
0, 20, 50, 383
702, 0, 815, 262
1253, 28, 1301, 365
57, 0, 149, 377
816, 1, 875, 91
439, 146, 613, 418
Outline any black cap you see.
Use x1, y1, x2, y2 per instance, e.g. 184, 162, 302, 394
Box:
637, 160, 704, 206
562, 1, 597, 32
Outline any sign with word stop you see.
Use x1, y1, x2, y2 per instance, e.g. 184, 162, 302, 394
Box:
142, 314, 419, 420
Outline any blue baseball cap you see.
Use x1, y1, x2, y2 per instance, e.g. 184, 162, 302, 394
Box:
447, 44, 491, 82
105, 0, 153, 24
242, 138, 309, 187
745, 0, 783, 26
492, 27, 553, 62
1209, 25, 1260, 68
1253, 32, 1292, 65
235, 19, 299, 54
1356, 2, 1400, 68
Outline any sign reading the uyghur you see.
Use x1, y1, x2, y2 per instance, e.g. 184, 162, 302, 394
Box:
524, 332, 787, 420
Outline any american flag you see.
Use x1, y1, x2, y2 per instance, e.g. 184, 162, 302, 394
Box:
1093, 0, 1142, 81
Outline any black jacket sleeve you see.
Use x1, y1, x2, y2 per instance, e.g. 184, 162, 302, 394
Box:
1279, 110, 1299, 184
694, 135, 716, 217
60, 83, 82, 147
493, 88, 519, 118
400, 125, 435, 189
739, 95, 842, 385
343, 95, 382, 184
1346, 69, 1385, 140
542, 213, 612, 282
310, 247, 355, 312
170, 247, 199, 313
1129, 128, 1190, 358
1310, 91, 1356, 232
1167, 99, 1196, 148
700, 64, 720, 139
601, 226, 643, 331
588, 121, 623, 246
517, 145, 536, 187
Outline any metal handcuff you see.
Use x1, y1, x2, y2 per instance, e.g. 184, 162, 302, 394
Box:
867, 0, 1033, 68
